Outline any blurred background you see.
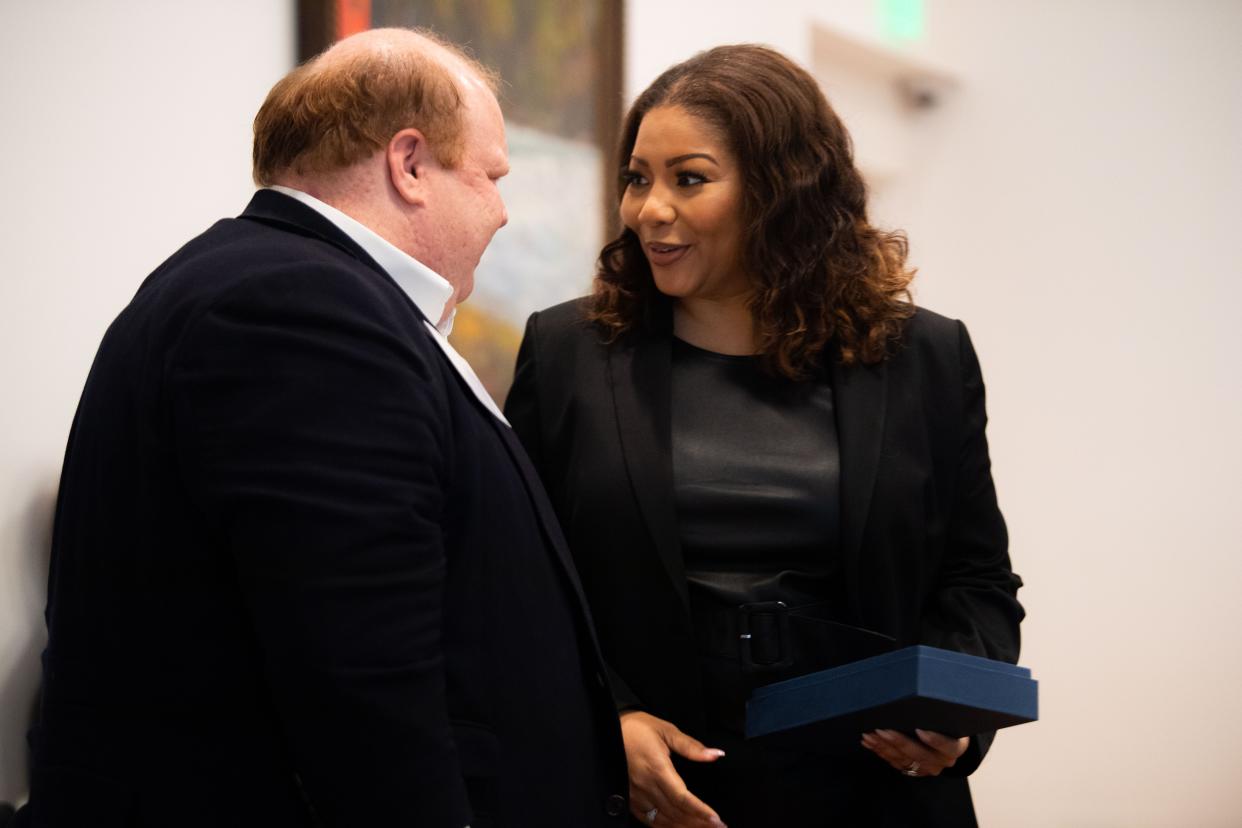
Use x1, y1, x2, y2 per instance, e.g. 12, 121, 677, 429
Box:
2, 1, 1240, 824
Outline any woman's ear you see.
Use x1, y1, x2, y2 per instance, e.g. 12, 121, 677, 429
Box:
387, 128, 430, 206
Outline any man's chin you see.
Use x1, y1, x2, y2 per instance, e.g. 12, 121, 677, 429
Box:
455, 276, 475, 305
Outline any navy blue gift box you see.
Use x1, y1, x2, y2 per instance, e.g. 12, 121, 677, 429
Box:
745, 645, 1038, 746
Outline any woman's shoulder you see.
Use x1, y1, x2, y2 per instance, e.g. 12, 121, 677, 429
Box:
522, 295, 611, 365
903, 305, 962, 343
886, 304, 996, 417
897, 305, 974, 358
529, 295, 595, 334
886, 305, 982, 384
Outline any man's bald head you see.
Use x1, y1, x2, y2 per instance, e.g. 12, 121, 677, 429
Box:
252, 27, 498, 186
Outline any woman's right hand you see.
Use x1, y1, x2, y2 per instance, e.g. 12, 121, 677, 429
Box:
619, 710, 728, 828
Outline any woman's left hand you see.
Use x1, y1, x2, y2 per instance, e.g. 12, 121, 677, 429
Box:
860, 729, 969, 777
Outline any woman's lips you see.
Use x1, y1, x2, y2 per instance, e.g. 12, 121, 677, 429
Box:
646, 242, 690, 267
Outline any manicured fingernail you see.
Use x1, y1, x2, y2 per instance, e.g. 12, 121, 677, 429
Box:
915, 729, 932, 740
706, 748, 726, 758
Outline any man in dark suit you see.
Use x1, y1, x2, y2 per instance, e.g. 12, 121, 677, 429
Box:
20, 28, 627, 828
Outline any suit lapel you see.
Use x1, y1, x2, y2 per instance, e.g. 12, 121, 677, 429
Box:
491, 421, 609, 649
831, 354, 888, 614
608, 324, 690, 613
494, 422, 581, 589
243, 190, 610, 654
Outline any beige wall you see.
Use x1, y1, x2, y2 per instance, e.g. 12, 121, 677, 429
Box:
890, 4, 1242, 825
2, 1, 1240, 823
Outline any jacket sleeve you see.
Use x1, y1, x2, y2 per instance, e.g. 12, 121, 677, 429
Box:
920, 320, 1025, 776
169, 263, 472, 827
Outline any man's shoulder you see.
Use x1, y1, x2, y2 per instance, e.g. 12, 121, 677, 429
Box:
141, 214, 402, 322
155, 212, 367, 288
109, 214, 434, 381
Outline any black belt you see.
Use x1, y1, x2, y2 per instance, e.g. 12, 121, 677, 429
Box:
693, 601, 896, 675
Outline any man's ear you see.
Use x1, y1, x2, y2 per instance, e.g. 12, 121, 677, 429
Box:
387, 128, 431, 206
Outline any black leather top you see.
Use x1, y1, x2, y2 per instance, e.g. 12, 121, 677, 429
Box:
671, 338, 841, 613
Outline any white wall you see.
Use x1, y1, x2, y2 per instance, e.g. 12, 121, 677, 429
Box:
626, 0, 875, 83
630, 1, 1242, 825
3, 1, 1240, 823
0, 0, 295, 805
893, 4, 1242, 825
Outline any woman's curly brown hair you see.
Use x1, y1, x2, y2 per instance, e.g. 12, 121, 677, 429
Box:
590, 44, 915, 377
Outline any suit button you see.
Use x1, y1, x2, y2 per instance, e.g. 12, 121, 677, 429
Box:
605, 794, 626, 817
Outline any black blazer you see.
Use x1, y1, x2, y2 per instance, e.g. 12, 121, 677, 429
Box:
505, 298, 1024, 822
23, 192, 627, 828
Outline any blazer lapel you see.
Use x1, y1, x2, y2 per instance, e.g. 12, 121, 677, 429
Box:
831, 354, 888, 614
608, 326, 690, 613
243, 191, 608, 647
491, 422, 610, 652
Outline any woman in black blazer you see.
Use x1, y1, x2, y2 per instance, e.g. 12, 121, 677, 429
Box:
506, 45, 1023, 828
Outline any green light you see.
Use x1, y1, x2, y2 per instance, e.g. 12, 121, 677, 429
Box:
878, 0, 924, 41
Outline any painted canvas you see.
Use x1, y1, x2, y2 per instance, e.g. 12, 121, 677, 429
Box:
298, 0, 623, 404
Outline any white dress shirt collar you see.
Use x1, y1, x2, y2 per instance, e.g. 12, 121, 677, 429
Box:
264, 186, 509, 425
267, 184, 456, 335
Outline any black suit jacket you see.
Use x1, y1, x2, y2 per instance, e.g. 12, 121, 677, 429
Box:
505, 298, 1024, 824
23, 191, 628, 828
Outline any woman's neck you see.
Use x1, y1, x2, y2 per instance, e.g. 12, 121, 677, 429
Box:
672, 296, 755, 355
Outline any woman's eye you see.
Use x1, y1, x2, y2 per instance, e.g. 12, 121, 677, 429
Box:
621, 170, 649, 188
676, 171, 707, 187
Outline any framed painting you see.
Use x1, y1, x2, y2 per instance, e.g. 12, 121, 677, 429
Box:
297, 0, 625, 404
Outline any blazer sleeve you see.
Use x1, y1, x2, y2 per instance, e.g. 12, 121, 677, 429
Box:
506, 310, 644, 714
169, 262, 472, 828
920, 320, 1025, 775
